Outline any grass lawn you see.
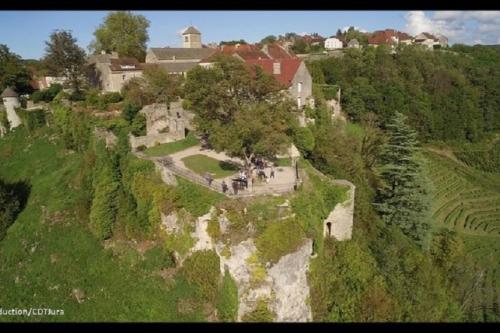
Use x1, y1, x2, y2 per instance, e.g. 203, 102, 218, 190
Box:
144, 133, 199, 157
275, 158, 292, 167
181, 154, 239, 179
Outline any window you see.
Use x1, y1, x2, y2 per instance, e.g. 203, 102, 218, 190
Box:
298, 82, 302, 93
122, 74, 126, 80
184, 36, 189, 42
273, 62, 281, 75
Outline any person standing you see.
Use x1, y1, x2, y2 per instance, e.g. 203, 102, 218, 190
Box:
270, 166, 275, 179
222, 180, 228, 194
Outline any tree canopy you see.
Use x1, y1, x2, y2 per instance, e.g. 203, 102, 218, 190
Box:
183, 55, 296, 165
0, 44, 33, 95
90, 11, 150, 61
43, 30, 86, 92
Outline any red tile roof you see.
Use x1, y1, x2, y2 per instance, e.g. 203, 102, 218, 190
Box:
220, 44, 269, 60
368, 29, 399, 45
244, 58, 302, 88
263, 43, 295, 59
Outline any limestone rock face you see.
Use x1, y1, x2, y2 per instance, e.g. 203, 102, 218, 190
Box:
161, 212, 179, 234
268, 239, 313, 322
94, 127, 118, 148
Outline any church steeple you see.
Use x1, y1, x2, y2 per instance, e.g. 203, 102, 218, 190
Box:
182, 26, 202, 48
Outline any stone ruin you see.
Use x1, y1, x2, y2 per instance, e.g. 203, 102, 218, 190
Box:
129, 100, 194, 150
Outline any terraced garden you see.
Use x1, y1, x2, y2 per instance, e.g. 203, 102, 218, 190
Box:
425, 151, 500, 237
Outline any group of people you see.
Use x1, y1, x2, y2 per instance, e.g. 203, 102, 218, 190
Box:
220, 158, 276, 195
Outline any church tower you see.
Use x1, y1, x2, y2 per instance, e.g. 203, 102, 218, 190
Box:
182, 26, 202, 48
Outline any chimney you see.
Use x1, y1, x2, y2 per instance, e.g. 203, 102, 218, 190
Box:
273, 62, 281, 75
101, 50, 106, 55
111, 51, 119, 58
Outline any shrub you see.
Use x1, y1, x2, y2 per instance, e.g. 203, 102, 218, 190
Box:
130, 114, 146, 136
181, 250, 221, 301
18, 108, 46, 134
207, 215, 221, 240
89, 144, 120, 240
216, 269, 239, 322
136, 145, 147, 152
122, 101, 141, 123
293, 126, 315, 155
69, 89, 86, 101
101, 92, 122, 104
0, 107, 10, 131
141, 245, 175, 271
241, 298, 274, 322
31, 83, 63, 103
255, 218, 305, 264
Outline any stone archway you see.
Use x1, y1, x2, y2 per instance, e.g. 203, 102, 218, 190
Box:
326, 222, 332, 237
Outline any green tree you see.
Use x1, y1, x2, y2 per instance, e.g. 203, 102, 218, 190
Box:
89, 142, 120, 240
374, 112, 431, 243
90, 11, 150, 61
43, 30, 86, 92
260, 35, 277, 45
0, 44, 33, 94
210, 101, 294, 170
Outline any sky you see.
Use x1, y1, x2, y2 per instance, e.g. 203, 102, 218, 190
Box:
1, 10, 500, 59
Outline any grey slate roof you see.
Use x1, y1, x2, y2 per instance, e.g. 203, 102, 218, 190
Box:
157, 62, 200, 73
1, 87, 18, 98
149, 47, 216, 61
183, 26, 201, 35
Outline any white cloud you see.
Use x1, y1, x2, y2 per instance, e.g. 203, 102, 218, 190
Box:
404, 11, 500, 45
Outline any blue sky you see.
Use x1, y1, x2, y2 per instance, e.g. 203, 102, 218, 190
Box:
1, 11, 499, 60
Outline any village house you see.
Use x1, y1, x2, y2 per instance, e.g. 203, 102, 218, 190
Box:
368, 29, 401, 47
37, 76, 67, 90
201, 41, 314, 110
87, 52, 144, 92
414, 32, 448, 49
347, 39, 360, 48
324, 37, 343, 50
145, 26, 217, 77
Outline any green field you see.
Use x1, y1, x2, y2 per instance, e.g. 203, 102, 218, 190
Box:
0, 128, 206, 322
144, 133, 199, 157
181, 154, 240, 179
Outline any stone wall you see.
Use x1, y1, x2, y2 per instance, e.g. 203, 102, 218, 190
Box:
129, 132, 173, 149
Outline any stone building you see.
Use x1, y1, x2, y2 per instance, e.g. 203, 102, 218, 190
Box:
347, 39, 360, 48
145, 26, 217, 77
1, 87, 22, 129
129, 100, 194, 150
324, 37, 343, 50
87, 52, 144, 92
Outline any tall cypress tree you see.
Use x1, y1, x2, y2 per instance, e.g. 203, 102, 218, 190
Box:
374, 112, 431, 243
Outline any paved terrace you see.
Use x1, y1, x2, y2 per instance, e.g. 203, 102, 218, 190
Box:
135, 145, 300, 197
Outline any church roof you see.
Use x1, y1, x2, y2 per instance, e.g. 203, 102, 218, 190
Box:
183, 26, 201, 35
1, 87, 18, 98
149, 47, 216, 61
